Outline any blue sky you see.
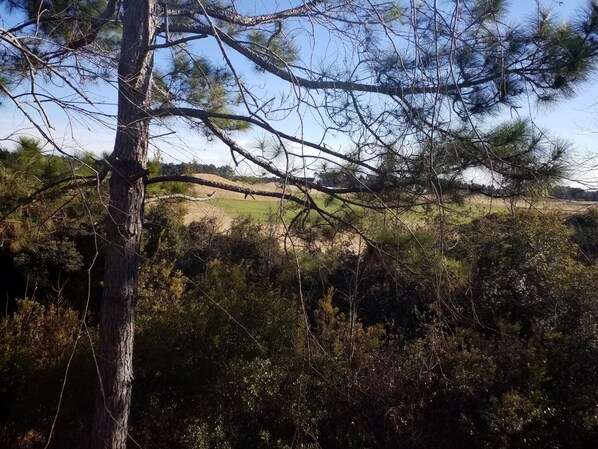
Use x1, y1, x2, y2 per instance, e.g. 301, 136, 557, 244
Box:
1, 0, 597, 183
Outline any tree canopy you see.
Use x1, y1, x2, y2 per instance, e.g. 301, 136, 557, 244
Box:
2, 0, 597, 201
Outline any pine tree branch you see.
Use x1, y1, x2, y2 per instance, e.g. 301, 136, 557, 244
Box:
151, 107, 382, 174
166, 1, 328, 26
146, 175, 314, 207
145, 193, 215, 203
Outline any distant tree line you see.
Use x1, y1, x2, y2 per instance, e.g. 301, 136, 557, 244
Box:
552, 186, 598, 202
159, 161, 235, 179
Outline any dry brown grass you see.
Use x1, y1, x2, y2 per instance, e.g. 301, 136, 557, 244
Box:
466, 195, 598, 213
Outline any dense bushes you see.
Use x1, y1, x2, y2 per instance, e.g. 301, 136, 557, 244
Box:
0, 300, 94, 448
1, 201, 598, 448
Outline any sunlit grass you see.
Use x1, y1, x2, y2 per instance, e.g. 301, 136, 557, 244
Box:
209, 195, 579, 225
212, 199, 280, 220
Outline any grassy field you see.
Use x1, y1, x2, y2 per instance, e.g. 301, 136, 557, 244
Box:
181, 174, 597, 226
211, 197, 355, 221
212, 198, 280, 220
184, 196, 494, 227
190, 196, 596, 226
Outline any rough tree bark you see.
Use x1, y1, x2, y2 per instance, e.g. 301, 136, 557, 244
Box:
90, 0, 159, 447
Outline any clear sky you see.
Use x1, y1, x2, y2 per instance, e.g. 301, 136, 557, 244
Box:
1, 0, 597, 184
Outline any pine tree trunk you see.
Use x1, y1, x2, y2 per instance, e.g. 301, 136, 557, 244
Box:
91, 0, 158, 447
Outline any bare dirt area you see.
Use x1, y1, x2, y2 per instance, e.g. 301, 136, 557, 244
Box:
182, 201, 234, 227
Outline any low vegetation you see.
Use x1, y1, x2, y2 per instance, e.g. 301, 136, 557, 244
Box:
1, 145, 597, 449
